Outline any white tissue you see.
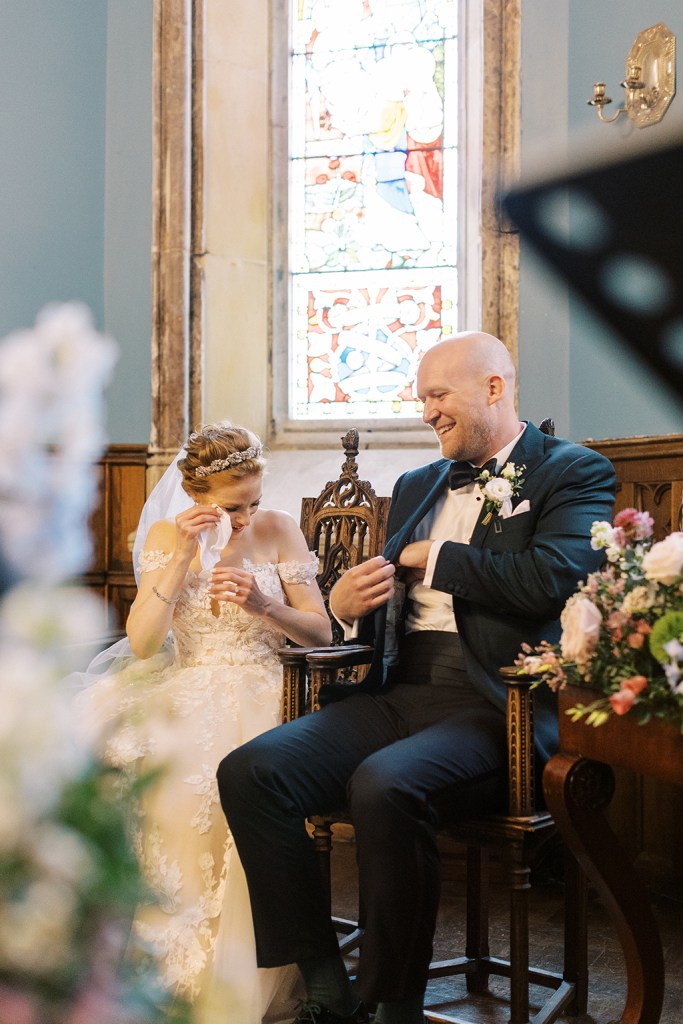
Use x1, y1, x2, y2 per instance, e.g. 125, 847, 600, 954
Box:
197, 505, 232, 571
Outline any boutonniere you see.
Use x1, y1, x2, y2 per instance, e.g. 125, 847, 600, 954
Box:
475, 461, 526, 525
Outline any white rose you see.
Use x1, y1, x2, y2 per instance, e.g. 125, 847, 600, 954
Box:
482, 477, 513, 504
560, 596, 602, 664
642, 533, 683, 585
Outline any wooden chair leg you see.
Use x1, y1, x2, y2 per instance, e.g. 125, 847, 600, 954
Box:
313, 816, 364, 954
563, 847, 588, 1014
311, 816, 333, 908
507, 840, 531, 1024
465, 845, 491, 993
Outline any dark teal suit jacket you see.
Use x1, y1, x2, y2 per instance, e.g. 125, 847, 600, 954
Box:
351, 423, 617, 765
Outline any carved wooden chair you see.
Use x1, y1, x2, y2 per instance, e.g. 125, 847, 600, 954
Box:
279, 426, 587, 1024
280, 428, 389, 723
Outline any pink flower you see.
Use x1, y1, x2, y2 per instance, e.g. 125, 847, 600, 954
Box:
614, 508, 654, 542
609, 675, 648, 715
610, 689, 637, 715
607, 610, 626, 639
622, 675, 648, 694
611, 527, 628, 549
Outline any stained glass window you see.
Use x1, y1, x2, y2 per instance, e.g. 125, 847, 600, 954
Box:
289, 0, 459, 420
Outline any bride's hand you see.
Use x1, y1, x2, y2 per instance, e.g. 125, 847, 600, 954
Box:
209, 566, 269, 616
174, 504, 222, 560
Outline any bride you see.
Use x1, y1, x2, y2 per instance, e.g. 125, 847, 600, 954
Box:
77, 422, 331, 1023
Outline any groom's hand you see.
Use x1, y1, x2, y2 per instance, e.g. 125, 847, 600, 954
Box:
397, 540, 434, 586
330, 555, 395, 622
398, 540, 434, 571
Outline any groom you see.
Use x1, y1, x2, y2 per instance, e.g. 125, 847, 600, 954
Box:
218, 333, 616, 1024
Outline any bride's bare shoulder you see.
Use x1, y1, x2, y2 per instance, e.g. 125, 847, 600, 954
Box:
255, 508, 311, 561
143, 518, 177, 551
255, 508, 300, 537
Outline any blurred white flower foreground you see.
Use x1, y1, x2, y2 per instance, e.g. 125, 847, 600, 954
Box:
0, 302, 117, 582
0, 303, 114, 839
0, 306, 187, 1024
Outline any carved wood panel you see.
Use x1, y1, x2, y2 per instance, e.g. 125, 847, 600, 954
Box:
80, 445, 147, 635
586, 434, 683, 539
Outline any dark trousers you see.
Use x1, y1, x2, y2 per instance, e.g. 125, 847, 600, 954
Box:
217, 632, 507, 1003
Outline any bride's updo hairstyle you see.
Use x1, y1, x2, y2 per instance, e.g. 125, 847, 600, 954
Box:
178, 422, 267, 496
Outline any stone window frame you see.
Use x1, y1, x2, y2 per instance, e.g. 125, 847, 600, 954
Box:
150, 0, 520, 461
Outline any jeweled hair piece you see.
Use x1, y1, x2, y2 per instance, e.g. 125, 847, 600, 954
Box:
195, 445, 264, 477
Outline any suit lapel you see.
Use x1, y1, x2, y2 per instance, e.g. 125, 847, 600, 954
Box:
382, 425, 548, 556
369, 462, 449, 682
469, 422, 547, 547
382, 461, 450, 563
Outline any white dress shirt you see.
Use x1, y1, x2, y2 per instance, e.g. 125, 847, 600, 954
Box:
405, 426, 526, 634
335, 426, 526, 640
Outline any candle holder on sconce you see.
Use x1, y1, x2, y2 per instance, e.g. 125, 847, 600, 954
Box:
587, 22, 675, 128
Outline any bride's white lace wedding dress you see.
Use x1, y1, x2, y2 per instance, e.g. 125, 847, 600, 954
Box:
78, 551, 317, 1023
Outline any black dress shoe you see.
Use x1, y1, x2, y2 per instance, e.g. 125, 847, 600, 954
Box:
292, 1001, 370, 1023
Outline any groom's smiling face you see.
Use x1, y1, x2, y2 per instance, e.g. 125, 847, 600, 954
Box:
417, 350, 496, 465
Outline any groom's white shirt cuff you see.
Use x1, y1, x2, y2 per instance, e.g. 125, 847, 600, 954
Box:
423, 540, 443, 588
330, 600, 360, 641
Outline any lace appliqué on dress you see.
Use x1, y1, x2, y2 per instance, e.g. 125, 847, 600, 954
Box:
276, 551, 319, 585
135, 828, 231, 1001
138, 548, 173, 573
185, 762, 222, 835
138, 550, 318, 583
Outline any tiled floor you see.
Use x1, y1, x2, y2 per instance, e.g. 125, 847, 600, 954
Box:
330, 835, 683, 1024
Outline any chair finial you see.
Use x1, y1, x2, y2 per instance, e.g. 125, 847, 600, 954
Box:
341, 428, 360, 478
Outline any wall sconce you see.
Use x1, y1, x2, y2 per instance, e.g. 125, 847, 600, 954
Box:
588, 22, 676, 127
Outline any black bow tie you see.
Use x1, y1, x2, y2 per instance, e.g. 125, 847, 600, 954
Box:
448, 457, 497, 490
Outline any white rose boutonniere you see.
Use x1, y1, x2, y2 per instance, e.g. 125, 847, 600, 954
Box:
475, 461, 526, 523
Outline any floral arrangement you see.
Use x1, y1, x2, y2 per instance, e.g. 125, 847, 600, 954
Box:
0, 586, 179, 1024
516, 507, 683, 728
0, 306, 189, 1024
475, 461, 526, 523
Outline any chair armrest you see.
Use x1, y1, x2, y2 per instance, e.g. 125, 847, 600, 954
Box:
279, 644, 374, 721
279, 645, 339, 722
277, 644, 338, 663
306, 645, 374, 670
499, 665, 544, 818
306, 645, 375, 712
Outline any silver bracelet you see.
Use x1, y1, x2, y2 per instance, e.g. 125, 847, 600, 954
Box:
152, 584, 178, 606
